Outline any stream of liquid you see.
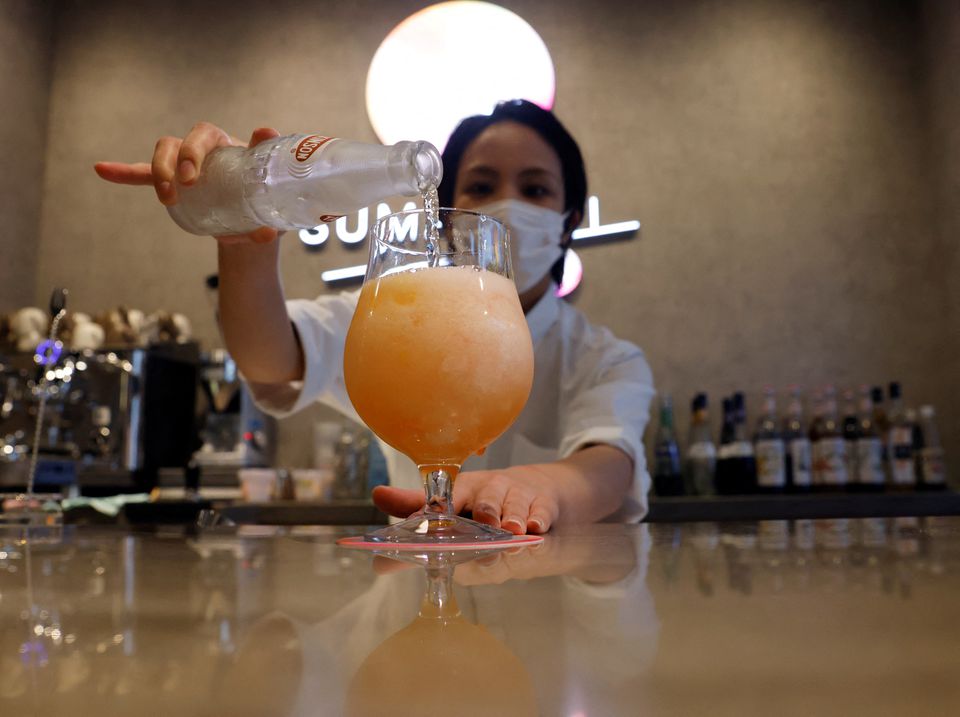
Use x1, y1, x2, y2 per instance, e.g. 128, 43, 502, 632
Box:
421, 183, 441, 267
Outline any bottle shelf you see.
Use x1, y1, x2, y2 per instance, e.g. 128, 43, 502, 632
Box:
646, 490, 960, 523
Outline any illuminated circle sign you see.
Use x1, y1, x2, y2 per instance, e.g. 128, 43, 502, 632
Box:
365, 1, 556, 150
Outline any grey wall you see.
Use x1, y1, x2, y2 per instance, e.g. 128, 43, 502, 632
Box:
923, 0, 960, 484
0, 0, 53, 308
12, 0, 960, 477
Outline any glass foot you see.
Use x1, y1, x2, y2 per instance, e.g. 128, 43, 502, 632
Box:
364, 513, 514, 545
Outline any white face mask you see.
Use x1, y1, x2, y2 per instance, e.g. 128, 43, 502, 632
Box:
478, 199, 568, 293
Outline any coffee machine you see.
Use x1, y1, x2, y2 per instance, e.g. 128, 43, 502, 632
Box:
0, 342, 201, 495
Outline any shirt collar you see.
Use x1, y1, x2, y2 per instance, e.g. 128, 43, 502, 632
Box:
524, 286, 560, 346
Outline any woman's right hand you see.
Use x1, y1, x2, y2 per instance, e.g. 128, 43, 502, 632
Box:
94, 122, 281, 244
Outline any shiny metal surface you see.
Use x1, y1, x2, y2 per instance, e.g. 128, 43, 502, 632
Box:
0, 518, 957, 716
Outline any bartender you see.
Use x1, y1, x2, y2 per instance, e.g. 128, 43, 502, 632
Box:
95, 99, 655, 533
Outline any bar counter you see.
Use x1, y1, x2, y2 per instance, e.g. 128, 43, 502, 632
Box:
1, 518, 957, 715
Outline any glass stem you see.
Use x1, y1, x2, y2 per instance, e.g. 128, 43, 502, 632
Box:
420, 562, 460, 619
422, 467, 457, 519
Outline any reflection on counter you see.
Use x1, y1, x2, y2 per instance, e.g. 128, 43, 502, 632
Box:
345, 549, 537, 717
0, 520, 957, 715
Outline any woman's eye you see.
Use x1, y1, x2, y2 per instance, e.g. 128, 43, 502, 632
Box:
522, 185, 551, 199
463, 182, 493, 196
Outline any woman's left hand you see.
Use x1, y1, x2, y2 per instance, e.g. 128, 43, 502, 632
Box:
371, 465, 561, 535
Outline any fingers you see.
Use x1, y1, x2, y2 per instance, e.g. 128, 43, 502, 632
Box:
152, 135, 182, 205
466, 475, 538, 535
93, 161, 154, 185
248, 127, 280, 147
499, 487, 535, 535
370, 485, 425, 518
526, 495, 557, 534
464, 474, 510, 529
176, 121, 233, 186
216, 227, 279, 245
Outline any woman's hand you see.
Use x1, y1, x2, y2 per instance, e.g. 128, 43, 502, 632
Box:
93, 122, 281, 244
372, 464, 562, 535
370, 445, 634, 535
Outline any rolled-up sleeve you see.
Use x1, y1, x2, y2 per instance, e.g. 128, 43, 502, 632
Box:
244, 291, 360, 420
557, 329, 655, 521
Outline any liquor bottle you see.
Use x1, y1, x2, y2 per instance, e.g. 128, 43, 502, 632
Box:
841, 389, 860, 492
715, 397, 736, 495
812, 386, 848, 491
754, 387, 786, 493
855, 385, 886, 491
685, 392, 716, 496
887, 382, 916, 490
731, 392, 758, 494
166, 135, 444, 235
807, 389, 824, 490
916, 405, 947, 490
871, 385, 891, 480
783, 386, 812, 493
653, 394, 684, 496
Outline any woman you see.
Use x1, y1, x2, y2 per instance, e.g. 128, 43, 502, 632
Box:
95, 100, 655, 532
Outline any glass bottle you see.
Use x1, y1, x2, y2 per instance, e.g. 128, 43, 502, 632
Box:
731, 392, 757, 494
685, 392, 716, 496
871, 385, 891, 482
715, 397, 736, 495
841, 389, 860, 492
916, 405, 947, 490
783, 386, 812, 493
653, 394, 684, 496
855, 385, 886, 491
887, 382, 916, 490
168, 135, 443, 236
812, 386, 848, 491
754, 386, 785, 493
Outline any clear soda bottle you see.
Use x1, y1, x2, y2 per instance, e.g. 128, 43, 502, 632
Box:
167, 135, 443, 236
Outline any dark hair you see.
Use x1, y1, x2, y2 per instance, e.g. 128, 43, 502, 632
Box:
438, 100, 587, 284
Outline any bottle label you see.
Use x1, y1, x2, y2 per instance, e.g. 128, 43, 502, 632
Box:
788, 438, 812, 487
755, 439, 785, 487
856, 437, 885, 485
889, 427, 915, 485
655, 443, 681, 477
920, 447, 946, 485
287, 137, 345, 222
293, 134, 334, 162
688, 442, 717, 461
813, 437, 848, 485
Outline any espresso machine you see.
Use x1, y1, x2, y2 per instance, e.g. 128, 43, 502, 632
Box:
0, 342, 201, 495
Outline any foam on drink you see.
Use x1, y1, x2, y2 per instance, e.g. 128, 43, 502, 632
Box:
343, 264, 533, 468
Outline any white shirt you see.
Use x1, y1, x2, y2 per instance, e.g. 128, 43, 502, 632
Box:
247, 286, 656, 519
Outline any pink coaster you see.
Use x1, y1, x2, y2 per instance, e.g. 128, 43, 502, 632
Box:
336, 534, 544, 551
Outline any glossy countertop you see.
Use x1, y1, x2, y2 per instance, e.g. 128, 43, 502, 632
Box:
0, 517, 957, 716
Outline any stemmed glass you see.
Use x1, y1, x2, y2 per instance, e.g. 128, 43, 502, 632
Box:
343, 208, 534, 544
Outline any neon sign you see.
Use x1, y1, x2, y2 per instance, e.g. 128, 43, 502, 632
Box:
302, 195, 640, 285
